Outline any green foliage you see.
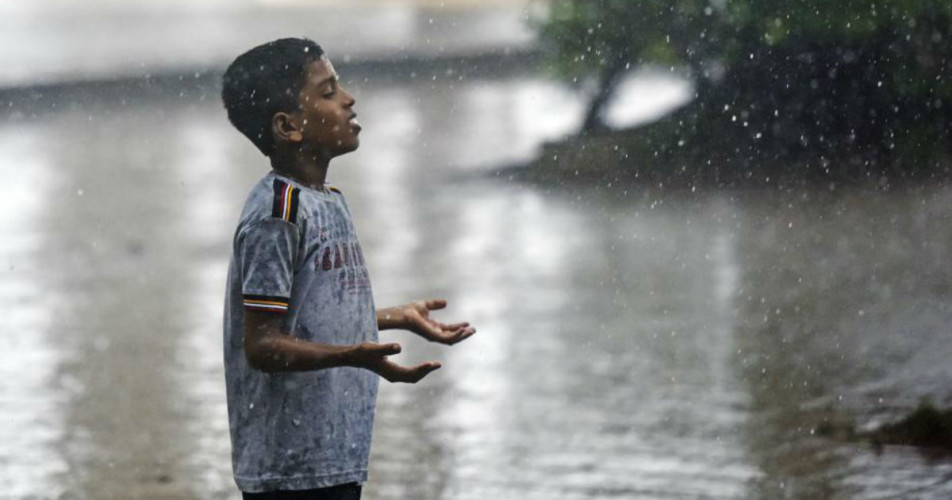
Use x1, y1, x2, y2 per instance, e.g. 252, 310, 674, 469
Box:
538, 0, 720, 77
537, 0, 952, 173
541, 0, 951, 76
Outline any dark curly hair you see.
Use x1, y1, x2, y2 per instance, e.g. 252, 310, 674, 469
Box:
221, 38, 325, 156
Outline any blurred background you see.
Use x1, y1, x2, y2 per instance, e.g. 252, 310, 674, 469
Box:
2, 1, 952, 499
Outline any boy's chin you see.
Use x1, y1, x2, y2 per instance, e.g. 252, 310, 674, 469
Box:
326, 139, 359, 158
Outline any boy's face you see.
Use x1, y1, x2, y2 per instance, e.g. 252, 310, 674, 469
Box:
293, 56, 360, 158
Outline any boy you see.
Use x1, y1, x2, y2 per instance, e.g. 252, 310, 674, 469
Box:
220, 38, 475, 500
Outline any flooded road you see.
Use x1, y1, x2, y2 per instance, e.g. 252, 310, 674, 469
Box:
2, 69, 952, 500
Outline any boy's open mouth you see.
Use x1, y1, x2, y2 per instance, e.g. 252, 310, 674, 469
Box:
348, 114, 361, 132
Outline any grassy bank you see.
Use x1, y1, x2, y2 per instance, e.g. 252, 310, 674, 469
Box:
507, 104, 952, 191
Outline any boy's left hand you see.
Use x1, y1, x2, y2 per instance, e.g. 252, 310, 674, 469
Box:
379, 299, 476, 345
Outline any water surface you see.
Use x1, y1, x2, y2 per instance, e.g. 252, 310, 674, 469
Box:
2, 70, 951, 500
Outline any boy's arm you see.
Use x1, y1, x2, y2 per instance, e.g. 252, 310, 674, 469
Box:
377, 299, 476, 345
244, 310, 442, 383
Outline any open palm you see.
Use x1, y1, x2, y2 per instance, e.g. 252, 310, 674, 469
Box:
402, 299, 476, 345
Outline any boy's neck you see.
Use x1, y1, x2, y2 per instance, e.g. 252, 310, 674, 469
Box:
270, 151, 330, 191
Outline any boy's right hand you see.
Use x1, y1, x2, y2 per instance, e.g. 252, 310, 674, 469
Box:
351, 342, 442, 383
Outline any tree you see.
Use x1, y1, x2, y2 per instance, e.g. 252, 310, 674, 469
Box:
538, 0, 952, 179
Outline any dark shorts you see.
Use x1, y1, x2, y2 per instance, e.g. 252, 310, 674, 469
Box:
242, 482, 361, 500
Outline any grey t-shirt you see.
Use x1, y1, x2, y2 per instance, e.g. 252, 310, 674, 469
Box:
223, 171, 379, 493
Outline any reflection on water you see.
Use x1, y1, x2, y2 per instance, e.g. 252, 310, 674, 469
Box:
2, 69, 952, 499
0, 125, 68, 499
173, 122, 241, 497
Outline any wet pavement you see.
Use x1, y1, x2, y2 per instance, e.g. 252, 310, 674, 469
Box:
3, 59, 952, 499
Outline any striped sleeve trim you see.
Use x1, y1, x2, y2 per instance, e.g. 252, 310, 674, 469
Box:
243, 294, 290, 313
271, 179, 300, 224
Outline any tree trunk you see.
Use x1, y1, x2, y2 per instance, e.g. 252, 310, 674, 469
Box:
579, 62, 627, 136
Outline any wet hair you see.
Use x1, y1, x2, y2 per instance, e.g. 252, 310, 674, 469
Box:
221, 38, 325, 156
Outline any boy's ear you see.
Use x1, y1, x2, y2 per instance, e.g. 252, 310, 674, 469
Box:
272, 112, 303, 144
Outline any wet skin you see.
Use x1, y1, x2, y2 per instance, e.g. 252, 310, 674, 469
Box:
245, 56, 475, 382
268, 56, 361, 190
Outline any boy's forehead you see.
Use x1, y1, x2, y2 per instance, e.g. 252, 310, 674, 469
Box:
306, 56, 337, 82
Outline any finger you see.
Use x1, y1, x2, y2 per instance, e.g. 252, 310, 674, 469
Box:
442, 322, 470, 331
406, 362, 442, 382
389, 361, 441, 383
450, 327, 476, 344
424, 299, 447, 311
426, 321, 451, 335
366, 342, 402, 356
433, 328, 470, 345
413, 361, 442, 372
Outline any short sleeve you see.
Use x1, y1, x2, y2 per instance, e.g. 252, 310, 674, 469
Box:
238, 218, 301, 313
